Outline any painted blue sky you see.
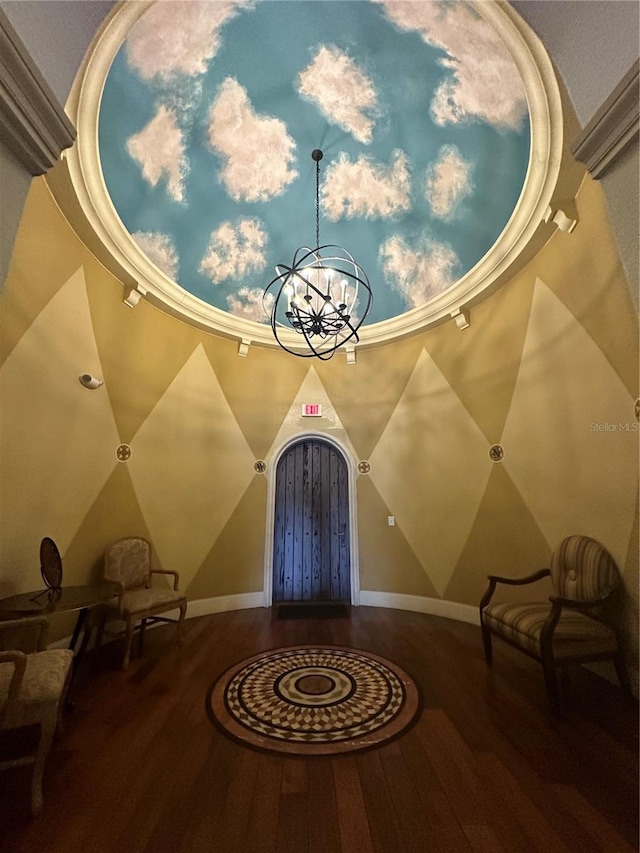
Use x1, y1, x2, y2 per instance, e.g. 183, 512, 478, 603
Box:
99, 0, 531, 326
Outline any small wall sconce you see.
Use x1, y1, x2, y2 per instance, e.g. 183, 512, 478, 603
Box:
79, 374, 103, 389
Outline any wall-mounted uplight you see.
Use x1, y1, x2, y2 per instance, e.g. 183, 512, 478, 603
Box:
79, 374, 103, 389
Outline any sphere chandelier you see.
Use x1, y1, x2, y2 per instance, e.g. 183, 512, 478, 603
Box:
263, 149, 373, 360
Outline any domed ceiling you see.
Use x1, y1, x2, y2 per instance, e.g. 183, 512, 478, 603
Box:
94, 0, 534, 338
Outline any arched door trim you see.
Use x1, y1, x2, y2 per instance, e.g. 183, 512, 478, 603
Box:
263, 433, 360, 607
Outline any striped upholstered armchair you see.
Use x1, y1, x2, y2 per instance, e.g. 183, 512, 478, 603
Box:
480, 535, 630, 714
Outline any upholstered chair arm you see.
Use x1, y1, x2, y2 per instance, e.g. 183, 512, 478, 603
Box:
149, 569, 180, 591
539, 589, 614, 655
480, 568, 551, 611
548, 590, 615, 610
0, 650, 27, 719
0, 616, 50, 651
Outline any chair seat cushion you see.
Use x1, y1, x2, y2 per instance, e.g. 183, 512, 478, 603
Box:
482, 602, 617, 659
108, 588, 186, 619
0, 649, 73, 726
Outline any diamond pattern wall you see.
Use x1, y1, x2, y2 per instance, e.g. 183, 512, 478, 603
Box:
0, 267, 120, 590
369, 349, 493, 596
501, 278, 638, 567
127, 343, 256, 588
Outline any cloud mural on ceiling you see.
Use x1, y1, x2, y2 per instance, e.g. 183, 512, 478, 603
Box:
297, 46, 380, 144
375, 0, 528, 129
228, 287, 274, 323
127, 106, 188, 203
425, 145, 474, 220
207, 78, 298, 203
199, 218, 267, 284
132, 231, 179, 280
380, 233, 459, 308
322, 151, 411, 221
99, 0, 530, 326
125, 0, 253, 80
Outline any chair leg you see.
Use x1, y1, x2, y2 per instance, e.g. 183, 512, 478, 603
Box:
613, 650, 633, 698
481, 624, 493, 666
177, 601, 187, 646
122, 619, 134, 670
30, 713, 57, 817
542, 657, 561, 716
139, 618, 147, 655
94, 609, 106, 651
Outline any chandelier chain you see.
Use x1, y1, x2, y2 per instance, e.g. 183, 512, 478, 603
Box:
315, 155, 320, 249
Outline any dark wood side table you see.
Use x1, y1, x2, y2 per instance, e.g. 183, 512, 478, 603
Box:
0, 583, 119, 670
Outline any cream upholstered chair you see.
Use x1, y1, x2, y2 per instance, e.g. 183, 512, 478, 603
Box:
96, 536, 187, 669
0, 617, 73, 816
480, 535, 630, 714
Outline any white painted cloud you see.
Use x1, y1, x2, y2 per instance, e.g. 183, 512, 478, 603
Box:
322, 151, 411, 221
125, 0, 251, 80
425, 145, 473, 219
199, 218, 267, 284
127, 105, 188, 202
376, 0, 527, 129
298, 45, 379, 143
132, 231, 179, 279
208, 78, 297, 202
227, 287, 273, 323
380, 233, 459, 308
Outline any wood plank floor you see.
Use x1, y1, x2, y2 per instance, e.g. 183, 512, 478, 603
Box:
0, 606, 637, 852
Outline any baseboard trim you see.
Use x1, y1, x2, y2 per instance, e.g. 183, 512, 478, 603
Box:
186, 592, 264, 619
358, 591, 480, 625
50, 591, 478, 650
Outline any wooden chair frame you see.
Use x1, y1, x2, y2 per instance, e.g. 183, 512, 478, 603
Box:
96, 539, 187, 669
480, 569, 631, 715
0, 617, 73, 816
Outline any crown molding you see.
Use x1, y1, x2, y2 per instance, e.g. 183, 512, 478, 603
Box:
571, 61, 639, 179
0, 8, 76, 175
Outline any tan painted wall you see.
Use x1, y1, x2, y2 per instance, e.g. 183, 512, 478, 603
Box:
0, 166, 637, 680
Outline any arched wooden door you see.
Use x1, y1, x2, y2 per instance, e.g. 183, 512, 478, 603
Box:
272, 439, 351, 603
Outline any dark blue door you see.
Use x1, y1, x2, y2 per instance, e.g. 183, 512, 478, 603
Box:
272, 440, 350, 603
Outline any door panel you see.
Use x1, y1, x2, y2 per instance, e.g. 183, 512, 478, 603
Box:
273, 440, 350, 603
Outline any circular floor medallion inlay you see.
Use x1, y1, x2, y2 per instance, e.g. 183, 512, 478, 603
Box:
206, 645, 421, 756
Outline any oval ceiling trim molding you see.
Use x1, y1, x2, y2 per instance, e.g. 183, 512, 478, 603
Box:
64, 0, 563, 352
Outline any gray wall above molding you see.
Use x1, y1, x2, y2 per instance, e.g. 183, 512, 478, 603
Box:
572, 61, 639, 179
512, 0, 639, 128
0, 0, 115, 108
0, 8, 75, 175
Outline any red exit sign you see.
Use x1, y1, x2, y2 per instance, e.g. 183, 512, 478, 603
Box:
302, 403, 322, 417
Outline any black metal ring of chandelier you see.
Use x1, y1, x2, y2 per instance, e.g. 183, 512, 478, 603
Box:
263, 148, 373, 360
263, 243, 373, 360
